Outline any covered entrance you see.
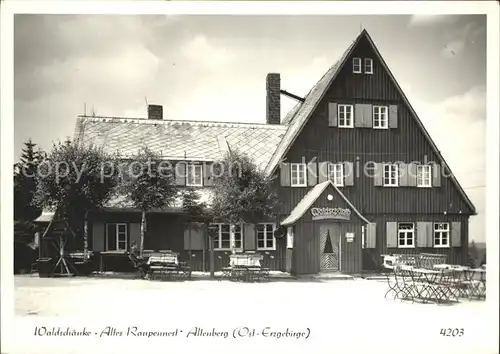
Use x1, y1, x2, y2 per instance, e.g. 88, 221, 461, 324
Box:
319, 223, 340, 270
280, 180, 370, 275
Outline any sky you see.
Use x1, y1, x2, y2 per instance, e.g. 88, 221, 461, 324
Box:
13, 14, 486, 242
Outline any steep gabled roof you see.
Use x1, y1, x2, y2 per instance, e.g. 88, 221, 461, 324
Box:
74, 116, 287, 170
281, 180, 370, 226
265, 29, 476, 215
265, 35, 360, 165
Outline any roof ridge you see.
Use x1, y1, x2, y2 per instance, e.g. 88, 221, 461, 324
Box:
78, 116, 288, 130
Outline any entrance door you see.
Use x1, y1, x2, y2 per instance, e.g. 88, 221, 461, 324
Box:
319, 224, 340, 270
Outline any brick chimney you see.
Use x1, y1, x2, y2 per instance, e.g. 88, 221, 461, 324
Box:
148, 104, 163, 120
266, 73, 281, 125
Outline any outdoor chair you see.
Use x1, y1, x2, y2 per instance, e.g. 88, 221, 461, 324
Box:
128, 253, 149, 279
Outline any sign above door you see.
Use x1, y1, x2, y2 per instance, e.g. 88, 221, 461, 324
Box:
310, 207, 351, 221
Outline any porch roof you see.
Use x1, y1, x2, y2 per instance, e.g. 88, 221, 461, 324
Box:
280, 180, 370, 226
33, 211, 55, 223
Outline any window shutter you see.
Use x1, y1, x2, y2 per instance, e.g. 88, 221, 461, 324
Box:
354, 104, 364, 127
203, 164, 212, 186
399, 163, 408, 187
366, 222, 376, 249
184, 227, 205, 250
280, 162, 290, 186
244, 223, 256, 251
344, 161, 354, 186
176, 162, 186, 186
307, 161, 317, 186
318, 162, 329, 183
426, 222, 433, 247
389, 105, 398, 129
92, 221, 104, 252
408, 163, 417, 187
451, 222, 461, 247
364, 104, 373, 127
328, 103, 338, 127
386, 222, 397, 248
286, 227, 294, 249
432, 164, 441, 187
416, 221, 428, 248
354, 104, 372, 128
374, 163, 383, 186
130, 223, 141, 249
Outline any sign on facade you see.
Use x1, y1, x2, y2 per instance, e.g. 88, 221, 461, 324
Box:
345, 232, 355, 243
310, 207, 351, 221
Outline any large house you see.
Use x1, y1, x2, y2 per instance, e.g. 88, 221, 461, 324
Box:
72, 29, 476, 274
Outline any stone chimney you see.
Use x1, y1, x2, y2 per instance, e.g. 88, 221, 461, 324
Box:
266, 73, 281, 125
148, 104, 163, 120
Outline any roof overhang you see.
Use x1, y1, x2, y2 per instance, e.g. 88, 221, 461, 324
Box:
33, 211, 55, 223
281, 180, 370, 226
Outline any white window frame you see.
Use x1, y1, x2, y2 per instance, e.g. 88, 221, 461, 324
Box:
256, 223, 276, 251
186, 164, 203, 187
383, 163, 399, 187
433, 223, 450, 248
212, 223, 243, 251
417, 165, 432, 188
373, 105, 388, 129
338, 104, 354, 128
290, 163, 307, 187
105, 223, 128, 251
352, 57, 362, 73
327, 163, 344, 187
364, 58, 373, 74
398, 222, 415, 248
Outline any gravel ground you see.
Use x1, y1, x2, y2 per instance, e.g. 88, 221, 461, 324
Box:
9, 275, 495, 354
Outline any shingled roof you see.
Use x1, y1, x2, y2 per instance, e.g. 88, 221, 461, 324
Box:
265, 36, 359, 173
74, 116, 287, 169
72, 29, 475, 214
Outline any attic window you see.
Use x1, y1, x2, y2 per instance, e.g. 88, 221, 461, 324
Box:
364, 58, 373, 74
352, 58, 362, 74
186, 164, 203, 187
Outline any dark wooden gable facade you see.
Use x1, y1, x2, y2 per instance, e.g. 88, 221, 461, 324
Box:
277, 31, 475, 216
275, 30, 475, 270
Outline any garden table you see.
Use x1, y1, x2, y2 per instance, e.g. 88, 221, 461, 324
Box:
400, 266, 457, 304
145, 252, 191, 281
433, 265, 486, 300
219, 253, 269, 282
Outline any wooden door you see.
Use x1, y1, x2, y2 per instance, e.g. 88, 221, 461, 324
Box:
319, 224, 340, 270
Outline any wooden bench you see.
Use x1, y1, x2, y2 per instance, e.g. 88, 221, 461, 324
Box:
147, 252, 191, 281
418, 253, 447, 270
219, 253, 270, 282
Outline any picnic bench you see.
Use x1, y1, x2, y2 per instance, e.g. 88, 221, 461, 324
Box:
146, 251, 191, 281
219, 252, 270, 282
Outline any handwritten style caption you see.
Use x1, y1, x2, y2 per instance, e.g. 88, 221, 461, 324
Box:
34, 326, 311, 340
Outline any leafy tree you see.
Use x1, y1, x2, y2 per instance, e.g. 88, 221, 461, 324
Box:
32, 138, 120, 252
119, 147, 178, 255
211, 150, 279, 247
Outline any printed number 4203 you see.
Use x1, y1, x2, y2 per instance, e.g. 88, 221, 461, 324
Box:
440, 328, 464, 337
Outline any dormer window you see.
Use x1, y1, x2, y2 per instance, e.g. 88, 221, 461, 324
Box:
364, 58, 373, 74
186, 164, 203, 186
352, 58, 362, 73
